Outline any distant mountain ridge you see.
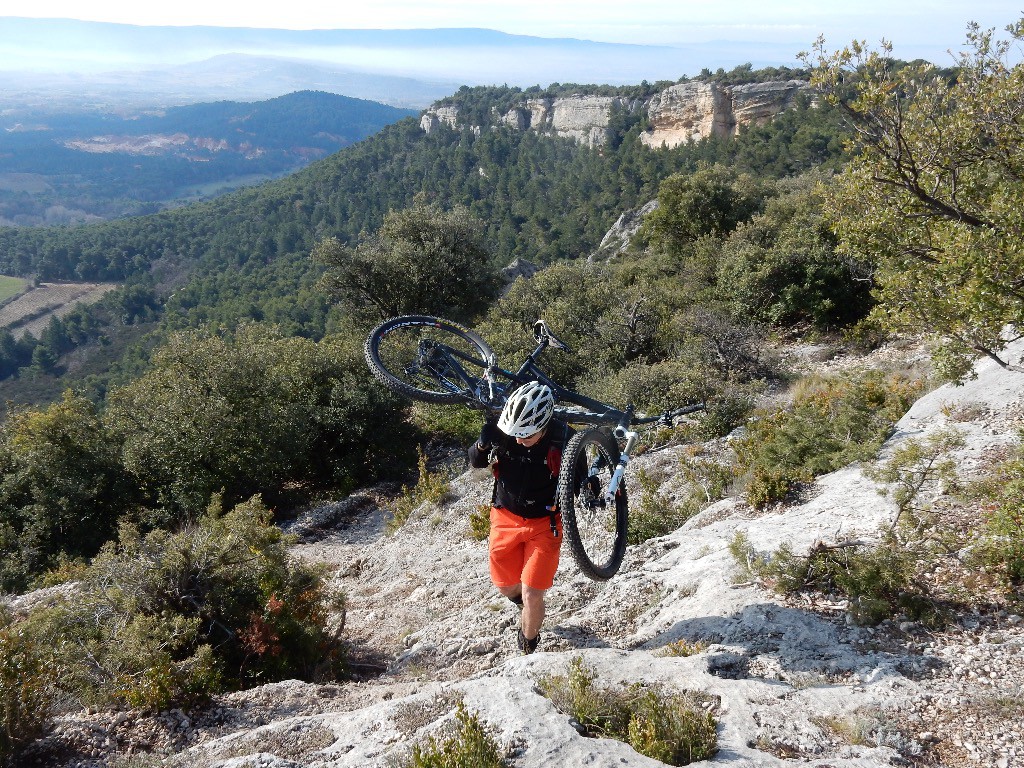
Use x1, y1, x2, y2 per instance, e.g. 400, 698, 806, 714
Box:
0, 16, 805, 102
0, 90, 416, 225
0, 54, 459, 112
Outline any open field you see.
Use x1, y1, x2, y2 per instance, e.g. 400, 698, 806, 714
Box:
0, 274, 28, 303
0, 281, 119, 338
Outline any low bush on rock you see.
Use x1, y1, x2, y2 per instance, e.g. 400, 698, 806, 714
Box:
730, 424, 1024, 625
388, 446, 453, 533
467, 504, 490, 542
733, 370, 922, 508
628, 450, 735, 544
410, 403, 482, 447
400, 701, 509, 768
964, 429, 1024, 591
538, 656, 718, 766
628, 468, 689, 544
22, 495, 346, 711
0, 615, 56, 766
730, 530, 943, 626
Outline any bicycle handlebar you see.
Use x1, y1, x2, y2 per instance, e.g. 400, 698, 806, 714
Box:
631, 401, 706, 426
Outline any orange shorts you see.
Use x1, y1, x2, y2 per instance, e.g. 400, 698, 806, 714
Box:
489, 506, 563, 591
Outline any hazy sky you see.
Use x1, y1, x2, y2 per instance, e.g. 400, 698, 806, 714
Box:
11, 1, 1022, 56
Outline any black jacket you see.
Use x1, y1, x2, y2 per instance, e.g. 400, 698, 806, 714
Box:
468, 420, 574, 519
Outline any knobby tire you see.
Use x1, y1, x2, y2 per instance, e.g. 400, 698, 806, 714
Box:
557, 428, 628, 581
364, 316, 493, 405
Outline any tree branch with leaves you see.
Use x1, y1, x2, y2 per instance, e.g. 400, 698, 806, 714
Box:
804, 19, 1024, 379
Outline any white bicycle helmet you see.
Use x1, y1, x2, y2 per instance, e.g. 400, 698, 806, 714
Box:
498, 381, 556, 438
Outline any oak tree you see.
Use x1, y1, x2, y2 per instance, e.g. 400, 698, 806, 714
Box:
313, 202, 500, 324
807, 20, 1024, 378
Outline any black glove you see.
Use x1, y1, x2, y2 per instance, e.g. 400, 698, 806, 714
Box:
479, 417, 503, 449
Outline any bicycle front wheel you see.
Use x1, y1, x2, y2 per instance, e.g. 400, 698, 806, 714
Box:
364, 316, 494, 404
557, 428, 628, 581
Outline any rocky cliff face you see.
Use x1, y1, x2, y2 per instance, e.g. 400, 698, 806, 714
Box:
422, 95, 640, 148
527, 95, 640, 146
420, 80, 810, 148
640, 80, 810, 148
419, 106, 462, 135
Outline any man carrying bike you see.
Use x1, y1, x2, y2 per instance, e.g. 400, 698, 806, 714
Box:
469, 381, 572, 655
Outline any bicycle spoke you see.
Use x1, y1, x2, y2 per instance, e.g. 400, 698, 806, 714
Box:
367, 318, 490, 403
559, 428, 627, 581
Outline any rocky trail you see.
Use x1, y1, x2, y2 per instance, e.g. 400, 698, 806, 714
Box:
20, 340, 1024, 768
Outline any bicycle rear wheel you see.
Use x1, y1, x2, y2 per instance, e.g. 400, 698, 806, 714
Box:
557, 428, 628, 581
364, 316, 494, 404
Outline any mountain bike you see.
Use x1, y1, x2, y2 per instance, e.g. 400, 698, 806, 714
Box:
364, 314, 704, 580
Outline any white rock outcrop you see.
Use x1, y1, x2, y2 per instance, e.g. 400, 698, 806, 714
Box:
640, 81, 733, 148
419, 105, 460, 134
527, 95, 636, 147
589, 199, 659, 261
419, 80, 810, 148
421, 96, 639, 147
28, 340, 1024, 767
641, 79, 811, 148
730, 80, 811, 128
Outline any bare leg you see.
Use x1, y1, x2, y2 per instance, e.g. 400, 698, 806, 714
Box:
497, 583, 523, 603
521, 584, 546, 640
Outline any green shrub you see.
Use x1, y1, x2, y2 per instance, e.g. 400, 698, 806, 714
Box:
313, 202, 501, 325
628, 469, 689, 544
679, 450, 736, 503
105, 324, 415, 521
727, 530, 768, 583
641, 164, 772, 258
865, 428, 965, 527
728, 427, 1001, 625
964, 433, 1024, 588
538, 656, 718, 766
734, 371, 922, 508
629, 454, 735, 544
0, 618, 55, 765
25, 495, 346, 710
692, 390, 757, 441
0, 392, 139, 593
467, 504, 490, 542
715, 179, 873, 330
729, 532, 943, 626
402, 701, 508, 768
627, 688, 719, 766
410, 403, 482, 446
389, 446, 453, 533
578, 359, 715, 417
745, 466, 798, 510
659, 639, 708, 657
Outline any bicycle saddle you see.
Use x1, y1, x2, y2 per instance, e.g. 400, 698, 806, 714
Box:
533, 320, 572, 351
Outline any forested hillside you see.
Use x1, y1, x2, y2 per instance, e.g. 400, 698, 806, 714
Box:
0, 62, 872, 586
2, 20, 1024, 764
0, 65, 864, 598
0, 90, 416, 225
0, 79, 846, 401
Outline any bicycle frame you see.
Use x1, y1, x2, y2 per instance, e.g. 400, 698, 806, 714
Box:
369, 315, 706, 578
450, 325, 702, 507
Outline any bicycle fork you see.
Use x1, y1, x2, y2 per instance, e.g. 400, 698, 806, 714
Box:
604, 427, 637, 506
